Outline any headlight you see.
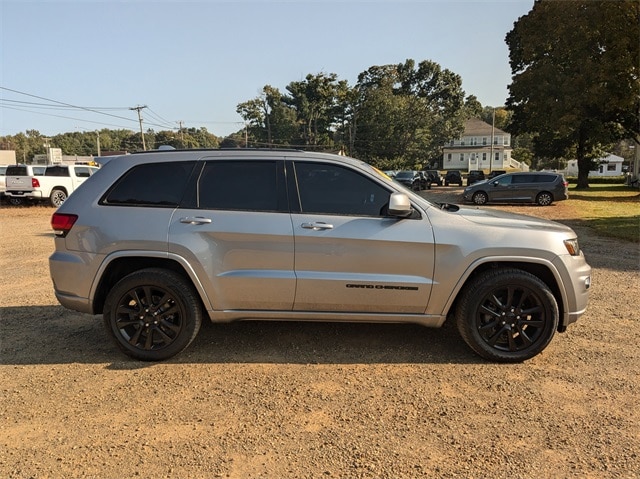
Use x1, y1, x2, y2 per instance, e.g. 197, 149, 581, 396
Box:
563, 238, 581, 256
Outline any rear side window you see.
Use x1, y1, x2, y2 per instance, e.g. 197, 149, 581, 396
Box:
103, 161, 195, 207
197, 160, 286, 212
45, 166, 70, 177
512, 175, 533, 184
535, 174, 557, 183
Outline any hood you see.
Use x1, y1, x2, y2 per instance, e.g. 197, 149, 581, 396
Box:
453, 205, 574, 234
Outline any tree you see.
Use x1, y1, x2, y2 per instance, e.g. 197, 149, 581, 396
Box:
353, 60, 466, 166
506, 0, 640, 188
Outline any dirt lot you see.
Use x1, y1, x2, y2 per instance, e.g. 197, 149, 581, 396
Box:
1, 189, 639, 479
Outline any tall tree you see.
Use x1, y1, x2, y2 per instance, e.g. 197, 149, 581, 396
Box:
506, 0, 640, 188
353, 60, 466, 166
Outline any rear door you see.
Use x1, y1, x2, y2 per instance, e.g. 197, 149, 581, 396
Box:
289, 160, 434, 314
168, 158, 296, 311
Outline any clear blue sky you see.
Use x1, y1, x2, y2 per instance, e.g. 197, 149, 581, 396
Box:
0, 0, 534, 138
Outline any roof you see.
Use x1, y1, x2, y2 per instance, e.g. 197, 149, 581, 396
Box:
463, 118, 508, 137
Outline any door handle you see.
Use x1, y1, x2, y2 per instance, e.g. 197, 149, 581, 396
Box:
180, 217, 212, 225
301, 222, 334, 230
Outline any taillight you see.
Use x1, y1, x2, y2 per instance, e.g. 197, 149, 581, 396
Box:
32, 178, 40, 188
51, 213, 78, 237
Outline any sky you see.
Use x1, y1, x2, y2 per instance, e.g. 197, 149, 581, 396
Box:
0, 0, 534, 139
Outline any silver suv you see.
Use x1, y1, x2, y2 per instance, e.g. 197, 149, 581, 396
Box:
49, 149, 591, 362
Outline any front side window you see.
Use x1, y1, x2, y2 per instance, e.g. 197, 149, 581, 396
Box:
495, 175, 512, 186
294, 162, 390, 216
198, 160, 286, 212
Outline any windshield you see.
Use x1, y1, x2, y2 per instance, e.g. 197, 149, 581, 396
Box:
395, 171, 414, 179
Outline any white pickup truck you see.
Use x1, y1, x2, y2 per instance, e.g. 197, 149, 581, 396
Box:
5, 164, 98, 207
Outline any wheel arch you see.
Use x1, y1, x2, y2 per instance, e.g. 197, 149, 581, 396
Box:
445, 259, 566, 331
91, 253, 211, 315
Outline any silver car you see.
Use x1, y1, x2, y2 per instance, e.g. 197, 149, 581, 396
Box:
49, 149, 591, 362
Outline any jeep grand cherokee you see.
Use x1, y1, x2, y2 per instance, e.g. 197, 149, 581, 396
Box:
49, 149, 591, 362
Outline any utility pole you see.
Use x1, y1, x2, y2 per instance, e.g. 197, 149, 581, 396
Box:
130, 105, 148, 150
95, 130, 101, 156
489, 108, 495, 173
178, 121, 184, 144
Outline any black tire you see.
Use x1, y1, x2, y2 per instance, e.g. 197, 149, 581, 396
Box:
536, 192, 553, 206
103, 268, 203, 361
472, 191, 488, 205
50, 188, 67, 207
455, 268, 559, 362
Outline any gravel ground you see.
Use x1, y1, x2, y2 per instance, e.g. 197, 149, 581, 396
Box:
1, 189, 639, 479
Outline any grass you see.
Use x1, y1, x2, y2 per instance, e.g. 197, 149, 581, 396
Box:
567, 185, 639, 243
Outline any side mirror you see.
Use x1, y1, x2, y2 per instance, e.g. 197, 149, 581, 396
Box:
388, 192, 412, 217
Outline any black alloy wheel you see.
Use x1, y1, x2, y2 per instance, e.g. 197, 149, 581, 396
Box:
103, 268, 202, 361
456, 268, 559, 362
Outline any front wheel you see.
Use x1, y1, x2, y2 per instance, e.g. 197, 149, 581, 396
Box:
472, 191, 488, 205
103, 268, 203, 361
50, 188, 67, 207
455, 268, 559, 362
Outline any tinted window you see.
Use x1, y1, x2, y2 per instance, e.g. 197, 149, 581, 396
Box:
198, 160, 285, 212
6, 166, 28, 176
535, 174, 557, 183
512, 174, 533, 184
73, 166, 92, 178
45, 166, 70, 177
104, 161, 195, 206
295, 162, 390, 216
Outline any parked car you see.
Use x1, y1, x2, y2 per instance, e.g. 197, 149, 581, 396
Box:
4, 164, 47, 205
463, 172, 569, 206
49, 149, 590, 363
394, 170, 429, 190
0, 165, 8, 199
424, 170, 443, 186
444, 170, 463, 186
467, 170, 485, 186
5, 164, 98, 207
488, 170, 507, 180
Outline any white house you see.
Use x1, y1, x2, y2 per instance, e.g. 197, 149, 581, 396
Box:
565, 153, 624, 177
441, 118, 527, 172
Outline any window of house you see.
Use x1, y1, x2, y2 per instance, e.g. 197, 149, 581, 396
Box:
459, 153, 464, 162
482, 137, 487, 145
447, 153, 452, 162
482, 153, 487, 162
607, 164, 617, 172
495, 152, 500, 162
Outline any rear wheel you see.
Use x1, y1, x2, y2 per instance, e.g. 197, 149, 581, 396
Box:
456, 268, 559, 362
536, 192, 553, 206
50, 188, 67, 207
103, 268, 203, 361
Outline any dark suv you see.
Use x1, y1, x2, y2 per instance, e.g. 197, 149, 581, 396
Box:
49, 149, 590, 363
424, 170, 443, 186
467, 170, 485, 186
463, 172, 569, 206
444, 170, 463, 186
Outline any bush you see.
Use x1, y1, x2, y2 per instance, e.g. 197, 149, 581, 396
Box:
566, 176, 626, 185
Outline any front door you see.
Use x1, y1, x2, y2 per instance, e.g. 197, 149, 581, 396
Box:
290, 161, 434, 314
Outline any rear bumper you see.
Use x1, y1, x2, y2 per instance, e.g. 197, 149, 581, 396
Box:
6, 190, 43, 199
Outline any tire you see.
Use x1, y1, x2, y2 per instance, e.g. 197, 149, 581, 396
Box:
50, 188, 67, 207
455, 268, 559, 362
103, 268, 203, 361
472, 191, 488, 205
536, 192, 553, 206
